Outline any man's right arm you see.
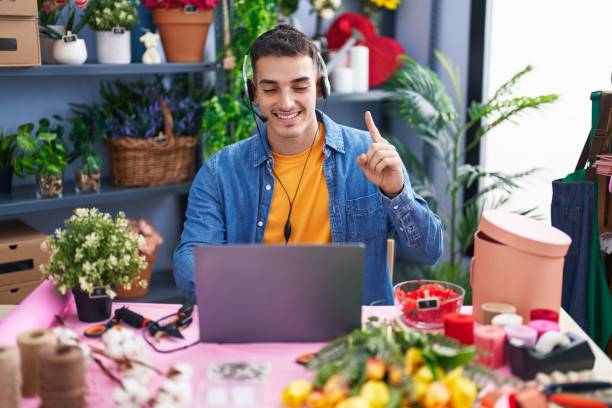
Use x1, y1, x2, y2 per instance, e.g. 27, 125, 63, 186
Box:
173, 156, 226, 301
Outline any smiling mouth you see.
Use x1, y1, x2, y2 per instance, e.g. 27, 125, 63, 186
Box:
273, 111, 301, 121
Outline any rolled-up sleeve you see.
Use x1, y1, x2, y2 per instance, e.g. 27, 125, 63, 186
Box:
173, 155, 226, 301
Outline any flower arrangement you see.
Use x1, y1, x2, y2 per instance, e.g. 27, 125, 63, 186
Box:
281, 319, 477, 408
40, 208, 148, 298
39, 0, 93, 39
309, 0, 341, 20
142, 0, 219, 11
87, 0, 139, 31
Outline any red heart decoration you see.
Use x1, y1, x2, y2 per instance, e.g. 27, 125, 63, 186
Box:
326, 12, 405, 89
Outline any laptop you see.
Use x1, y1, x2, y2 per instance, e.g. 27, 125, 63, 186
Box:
194, 244, 364, 343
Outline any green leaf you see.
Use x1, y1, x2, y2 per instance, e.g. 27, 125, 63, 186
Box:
38, 132, 57, 143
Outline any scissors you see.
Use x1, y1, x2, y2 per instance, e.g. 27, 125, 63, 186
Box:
83, 316, 121, 338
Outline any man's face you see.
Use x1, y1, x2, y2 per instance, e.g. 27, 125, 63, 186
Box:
253, 54, 320, 144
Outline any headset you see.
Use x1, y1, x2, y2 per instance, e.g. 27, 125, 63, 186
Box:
241, 49, 331, 105
241, 26, 331, 244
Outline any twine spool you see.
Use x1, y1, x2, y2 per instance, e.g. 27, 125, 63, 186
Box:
0, 346, 21, 408
39, 345, 85, 408
17, 329, 57, 397
481, 302, 516, 324
491, 313, 523, 327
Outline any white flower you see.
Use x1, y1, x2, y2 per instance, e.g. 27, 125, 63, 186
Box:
75, 248, 83, 262
320, 7, 335, 20
330, 0, 341, 8
124, 365, 155, 385
84, 232, 99, 248
105, 287, 116, 299
40, 240, 49, 252
119, 10, 126, 20
313, 0, 324, 10
103, 7, 111, 14
54, 228, 64, 240
113, 378, 150, 408
75, 208, 89, 218
109, 255, 118, 266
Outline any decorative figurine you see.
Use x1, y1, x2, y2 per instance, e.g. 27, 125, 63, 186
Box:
140, 32, 161, 64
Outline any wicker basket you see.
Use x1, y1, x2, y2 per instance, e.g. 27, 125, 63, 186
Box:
104, 98, 198, 187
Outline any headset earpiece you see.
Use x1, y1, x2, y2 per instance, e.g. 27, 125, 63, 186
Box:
316, 52, 331, 99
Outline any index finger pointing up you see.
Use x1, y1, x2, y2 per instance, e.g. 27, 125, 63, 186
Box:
365, 111, 383, 143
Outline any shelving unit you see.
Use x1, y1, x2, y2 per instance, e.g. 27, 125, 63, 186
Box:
0, 179, 192, 218
0, 62, 219, 77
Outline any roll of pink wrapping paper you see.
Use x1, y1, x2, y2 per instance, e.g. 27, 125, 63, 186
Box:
0, 280, 70, 346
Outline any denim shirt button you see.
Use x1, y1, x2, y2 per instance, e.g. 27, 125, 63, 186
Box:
257, 221, 264, 227
393, 205, 399, 210
265, 184, 271, 191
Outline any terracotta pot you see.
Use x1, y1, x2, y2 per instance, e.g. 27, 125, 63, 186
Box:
152, 8, 213, 62
115, 249, 157, 299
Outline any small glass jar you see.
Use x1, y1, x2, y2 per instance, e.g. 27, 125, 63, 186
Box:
36, 173, 63, 199
75, 170, 101, 194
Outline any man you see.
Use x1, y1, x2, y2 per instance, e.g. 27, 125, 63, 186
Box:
174, 25, 443, 305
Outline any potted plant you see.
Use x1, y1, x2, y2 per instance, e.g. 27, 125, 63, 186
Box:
87, 0, 139, 64
0, 130, 17, 194
68, 103, 106, 193
13, 117, 69, 199
39, 0, 93, 65
143, 0, 219, 62
40, 208, 148, 322
38, 0, 68, 64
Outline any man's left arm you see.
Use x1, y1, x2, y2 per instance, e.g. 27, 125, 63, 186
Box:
357, 111, 444, 264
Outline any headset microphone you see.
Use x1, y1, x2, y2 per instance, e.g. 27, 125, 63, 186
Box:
252, 109, 267, 123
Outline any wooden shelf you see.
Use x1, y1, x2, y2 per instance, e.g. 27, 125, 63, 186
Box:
0, 179, 191, 218
0, 62, 218, 77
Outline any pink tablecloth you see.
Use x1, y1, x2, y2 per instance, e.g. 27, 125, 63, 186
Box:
1, 281, 398, 407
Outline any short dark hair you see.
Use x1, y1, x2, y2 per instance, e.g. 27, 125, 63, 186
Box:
249, 24, 319, 78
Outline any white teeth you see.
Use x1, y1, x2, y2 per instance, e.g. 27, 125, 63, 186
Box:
276, 112, 299, 120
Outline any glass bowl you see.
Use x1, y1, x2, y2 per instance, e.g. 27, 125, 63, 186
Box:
393, 279, 465, 330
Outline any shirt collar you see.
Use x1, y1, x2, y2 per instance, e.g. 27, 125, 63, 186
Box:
252, 109, 345, 167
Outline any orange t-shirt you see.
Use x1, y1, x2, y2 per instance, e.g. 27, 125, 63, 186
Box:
263, 124, 331, 244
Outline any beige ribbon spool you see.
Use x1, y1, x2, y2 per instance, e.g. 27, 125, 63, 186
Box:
17, 328, 57, 398
0, 346, 21, 408
39, 345, 85, 408
481, 302, 517, 324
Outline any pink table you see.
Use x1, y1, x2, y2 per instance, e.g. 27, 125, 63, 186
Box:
0, 281, 396, 407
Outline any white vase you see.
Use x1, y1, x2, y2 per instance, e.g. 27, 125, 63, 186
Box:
40, 24, 64, 64
96, 30, 131, 64
52, 36, 88, 65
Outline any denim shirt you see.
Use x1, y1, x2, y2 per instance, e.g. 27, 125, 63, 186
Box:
174, 111, 444, 305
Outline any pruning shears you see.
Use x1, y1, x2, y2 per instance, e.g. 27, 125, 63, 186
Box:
114, 307, 184, 339
84, 316, 121, 338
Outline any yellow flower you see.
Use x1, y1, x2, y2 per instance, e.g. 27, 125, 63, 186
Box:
281, 380, 313, 407
323, 374, 348, 406
443, 369, 477, 408
365, 356, 386, 381
404, 347, 423, 375
336, 396, 370, 408
306, 389, 326, 408
369, 0, 400, 10
359, 380, 390, 408
424, 381, 451, 408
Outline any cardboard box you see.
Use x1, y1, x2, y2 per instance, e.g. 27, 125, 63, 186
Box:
0, 220, 47, 288
0, 17, 41, 67
0, 0, 37, 17
0, 280, 40, 304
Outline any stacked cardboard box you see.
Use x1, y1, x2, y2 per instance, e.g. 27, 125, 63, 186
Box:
0, 0, 41, 66
0, 220, 47, 304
